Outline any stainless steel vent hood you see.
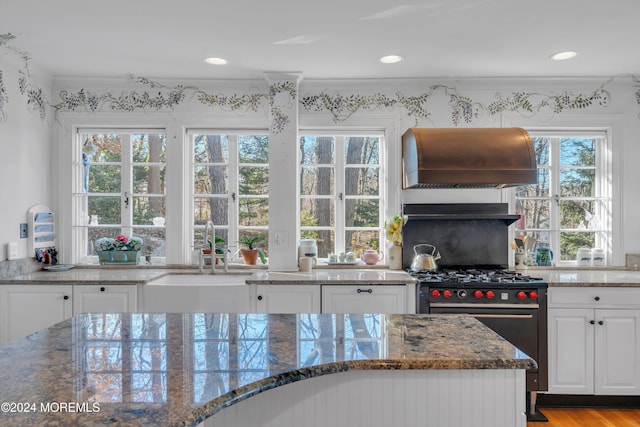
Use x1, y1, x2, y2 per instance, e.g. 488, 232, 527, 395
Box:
402, 127, 537, 189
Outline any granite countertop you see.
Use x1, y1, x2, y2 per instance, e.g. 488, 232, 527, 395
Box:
0, 268, 169, 285
0, 313, 533, 426
527, 269, 640, 287
245, 269, 416, 285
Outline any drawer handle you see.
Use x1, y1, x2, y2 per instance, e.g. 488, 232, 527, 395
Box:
357, 288, 373, 294
594, 296, 600, 301
590, 320, 595, 325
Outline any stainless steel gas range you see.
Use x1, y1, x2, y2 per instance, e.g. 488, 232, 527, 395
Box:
403, 203, 548, 422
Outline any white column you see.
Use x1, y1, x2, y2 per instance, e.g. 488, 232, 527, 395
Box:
264, 72, 302, 271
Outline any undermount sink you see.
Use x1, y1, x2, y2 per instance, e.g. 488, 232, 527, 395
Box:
147, 273, 252, 286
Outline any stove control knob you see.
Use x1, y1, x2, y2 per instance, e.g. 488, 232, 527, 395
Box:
485, 290, 496, 299
457, 290, 468, 299
443, 290, 452, 298
430, 289, 440, 298
473, 290, 484, 299
528, 291, 538, 300
516, 291, 527, 300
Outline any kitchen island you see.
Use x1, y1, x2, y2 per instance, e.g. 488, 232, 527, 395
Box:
0, 312, 533, 427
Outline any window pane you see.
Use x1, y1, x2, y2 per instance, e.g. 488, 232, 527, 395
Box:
194, 165, 228, 195
89, 165, 121, 193
239, 135, 268, 163
239, 230, 268, 252
560, 200, 595, 229
560, 231, 595, 262
239, 198, 268, 226
300, 231, 335, 257
193, 197, 228, 226
132, 196, 165, 225
560, 168, 595, 197
300, 198, 335, 227
133, 227, 165, 256
345, 199, 379, 227
560, 138, 595, 167
239, 166, 268, 195
300, 136, 334, 164
88, 196, 121, 224
194, 135, 229, 163
345, 137, 379, 165
346, 230, 380, 253
90, 134, 122, 163
517, 199, 550, 230
301, 167, 334, 196
533, 137, 550, 166
345, 167, 379, 196
132, 134, 166, 163
133, 165, 165, 194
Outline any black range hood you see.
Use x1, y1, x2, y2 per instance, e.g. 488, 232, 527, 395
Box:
402, 127, 538, 189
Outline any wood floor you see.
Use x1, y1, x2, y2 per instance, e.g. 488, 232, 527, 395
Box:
528, 408, 640, 427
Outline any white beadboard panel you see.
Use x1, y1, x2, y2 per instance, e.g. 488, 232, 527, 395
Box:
200, 369, 526, 427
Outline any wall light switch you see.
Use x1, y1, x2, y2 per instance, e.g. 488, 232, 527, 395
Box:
20, 223, 28, 238
275, 231, 289, 248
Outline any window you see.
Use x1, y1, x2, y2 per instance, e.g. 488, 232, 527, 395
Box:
515, 131, 611, 265
299, 132, 383, 258
191, 131, 269, 260
73, 130, 167, 263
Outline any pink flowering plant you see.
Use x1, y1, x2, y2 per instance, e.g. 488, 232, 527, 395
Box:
96, 235, 143, 251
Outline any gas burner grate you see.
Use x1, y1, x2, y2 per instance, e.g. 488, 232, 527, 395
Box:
408, 268, 542, 284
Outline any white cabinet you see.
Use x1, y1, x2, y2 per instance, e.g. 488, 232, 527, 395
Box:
73, 284, 138, 314
0, 285, 73, 345
143, 284, 252, 313
548, 287, 640, 395
255, 285, 321, 313
321, 285, 407, 314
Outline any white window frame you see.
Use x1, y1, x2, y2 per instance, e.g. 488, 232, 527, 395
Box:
298, 130, 386, 256
72, 128, 167, 264
514, 129, 612, 266
188, 129, 269, 262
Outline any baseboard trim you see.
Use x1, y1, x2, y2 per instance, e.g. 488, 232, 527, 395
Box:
538, 394, 640, 408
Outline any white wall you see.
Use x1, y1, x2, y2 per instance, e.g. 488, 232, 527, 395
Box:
3, 72, 639, 266
0, 56, 52, 262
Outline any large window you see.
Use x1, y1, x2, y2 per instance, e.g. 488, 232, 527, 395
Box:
73, 130, 167, 263
299, 132, 383, 258
191, 131, 269, 260
515, 131, 611, 265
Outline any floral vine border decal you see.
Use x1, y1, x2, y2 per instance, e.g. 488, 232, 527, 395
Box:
53, 75, 298, 134
632, 75, 640, 117
300, 83, 612, 126
0, 33, 48, 121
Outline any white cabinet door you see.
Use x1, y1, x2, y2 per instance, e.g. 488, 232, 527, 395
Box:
595, 309, 640, 395
548, 308, 594, 394
73, 285, 138, 314
143, 285, 253, 313
0, 285, 73, 345
321, 285, 407, 314
255, 285, 321, 313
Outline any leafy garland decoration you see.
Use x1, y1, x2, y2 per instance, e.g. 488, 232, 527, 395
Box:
53, 75, 298, 133
300, 83, 612, 126
0, 69, 7, 122
0, 33, 48, 120
268, 81, 297, 133
631, 75, 640, 118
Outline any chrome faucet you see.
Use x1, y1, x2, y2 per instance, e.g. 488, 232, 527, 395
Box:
199, 221, 228, 273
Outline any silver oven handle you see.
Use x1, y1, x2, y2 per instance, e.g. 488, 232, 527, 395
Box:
430, 303, 539, 309
473, 314, 533, 319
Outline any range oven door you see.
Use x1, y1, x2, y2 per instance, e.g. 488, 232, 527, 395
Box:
428, 304, 542, 392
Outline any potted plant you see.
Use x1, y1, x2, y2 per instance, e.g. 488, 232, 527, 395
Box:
203, 236, 227, 264
239, 236, 266, 265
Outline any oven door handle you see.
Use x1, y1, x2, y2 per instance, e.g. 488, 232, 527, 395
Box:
473, 314, 533, 319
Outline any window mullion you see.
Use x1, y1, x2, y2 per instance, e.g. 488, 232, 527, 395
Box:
335, 136, 345, 253
121, 134, 133, 235
228, 134, 239, 254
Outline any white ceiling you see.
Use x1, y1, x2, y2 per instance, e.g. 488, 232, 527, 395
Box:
2, 0, 639, 80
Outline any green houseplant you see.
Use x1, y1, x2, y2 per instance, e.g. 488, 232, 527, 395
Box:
203, 236, 227, 264
239, 236, 266, 265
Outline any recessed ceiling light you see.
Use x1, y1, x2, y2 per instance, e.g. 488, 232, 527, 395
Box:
204, 57, 228, 65
549, 51, 577, 61
379, 55, 403, 64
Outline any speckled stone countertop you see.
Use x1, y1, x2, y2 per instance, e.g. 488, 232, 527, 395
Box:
245, 269, 416, 285
0, 268, 169, 284
0, 313, 533, 426
525, 269, 640, 287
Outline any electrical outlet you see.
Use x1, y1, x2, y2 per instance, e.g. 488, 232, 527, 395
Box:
20, 223, 28, 238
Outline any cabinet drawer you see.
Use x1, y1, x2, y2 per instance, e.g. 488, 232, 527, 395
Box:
549, 287, 640, 308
